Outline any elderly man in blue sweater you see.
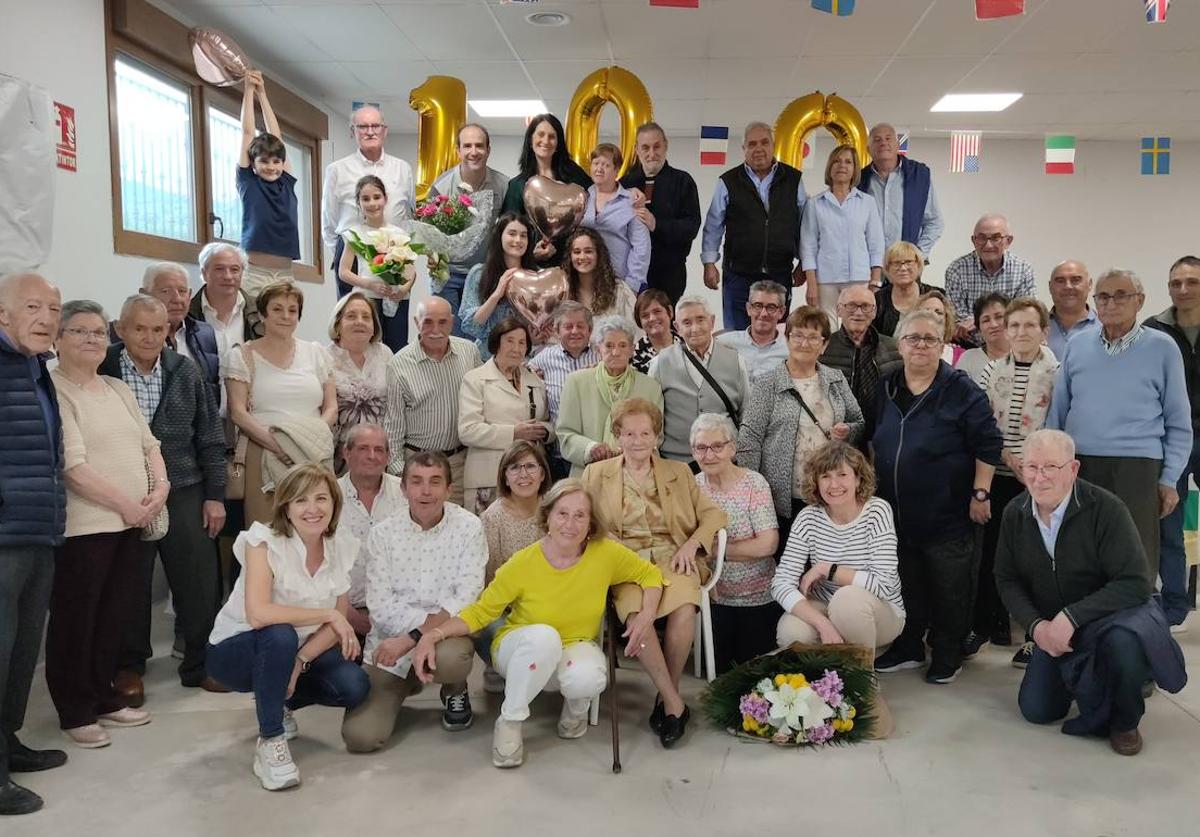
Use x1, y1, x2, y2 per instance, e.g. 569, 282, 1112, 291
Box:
1047, 268, 1192, 583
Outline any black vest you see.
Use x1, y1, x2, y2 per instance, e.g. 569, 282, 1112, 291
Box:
718, 162, 802, 277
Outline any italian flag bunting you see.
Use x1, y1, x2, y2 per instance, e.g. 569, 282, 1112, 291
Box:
1045, 135, 1076, 174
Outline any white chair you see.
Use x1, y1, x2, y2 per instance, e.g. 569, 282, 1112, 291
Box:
692, 528, 727, 682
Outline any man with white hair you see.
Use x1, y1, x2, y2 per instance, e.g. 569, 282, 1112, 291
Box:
856, 123, 943, 258
650, 296, 750, 464
701, 121, 806, 330
137, 262, 220, 405
322, 105, 415, 298
819, 284, 901, 439
187, 242, 263, 362
1047, 268, 1192, 589
943, 214, 1035, 344
994, 429, 1185, 757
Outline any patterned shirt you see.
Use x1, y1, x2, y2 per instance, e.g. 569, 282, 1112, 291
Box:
118, 349, 163, 424
696, 470, 778, 606
336, 473, 407, 609
364, 503, 487, 677
631, 334, 680, 373
528, 343, 599, 422
943, 251, 1036, 330
1101, 324, 1143, 357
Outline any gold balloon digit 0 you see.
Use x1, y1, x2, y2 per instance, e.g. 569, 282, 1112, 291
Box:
408, 76, 467, 200
774, 91, 870, 171
565, 66, 654, 179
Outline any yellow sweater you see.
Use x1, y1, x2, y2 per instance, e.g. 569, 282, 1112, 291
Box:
459, 537, 663, 656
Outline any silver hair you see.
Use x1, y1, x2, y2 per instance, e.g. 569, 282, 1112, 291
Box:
119, 293, 167, 322
974, 213, 1011, 235
1024, 428, 1076, 460
554, 299, 594, 327
414, 295, 453, 322
689, 412, 738, 447
743, 121, 773, 142
58, 299, 107, 336
141, 262, 190, 292
350, 104, 385, 128
748, 279, 786, 305
590, 314, 637, 349
896, 308, 945, 339
1095, 268, 1144, 295
198, 242, 248, 275
344, 422, 389, 451
675, 294, 712, 317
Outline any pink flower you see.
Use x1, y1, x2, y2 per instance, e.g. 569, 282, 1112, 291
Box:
807, 723, 834, 744
441, 203, 455, 215
372, 254, 386, 266
458, 194, 473, 207
434, 194, 449, 204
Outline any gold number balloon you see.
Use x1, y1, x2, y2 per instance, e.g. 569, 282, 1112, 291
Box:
565, 66, 654, 179
408, 76, 467, 200
774, 91, 871, 171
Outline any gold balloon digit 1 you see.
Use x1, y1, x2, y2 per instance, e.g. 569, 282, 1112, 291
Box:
565, 66, 654, 179
408, 76, 467, 201
774, 90, 871, 172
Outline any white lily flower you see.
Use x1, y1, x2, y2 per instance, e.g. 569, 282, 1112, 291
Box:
764, 683, 835, 732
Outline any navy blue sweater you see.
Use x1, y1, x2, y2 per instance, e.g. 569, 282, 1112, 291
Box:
0, 333, 66, 546
872, 361, 1003, 544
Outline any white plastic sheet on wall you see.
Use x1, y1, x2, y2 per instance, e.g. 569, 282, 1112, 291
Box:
0, 74, 56, 274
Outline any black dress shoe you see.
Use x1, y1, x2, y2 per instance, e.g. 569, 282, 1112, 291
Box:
659, 705, 690, 748
648, 696, 665, 734
0, 781, 44, 816
8, 740, 68, 773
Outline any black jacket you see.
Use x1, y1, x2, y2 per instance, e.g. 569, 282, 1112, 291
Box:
621, 161, 701, 301
819, 326, 901, 438
718, 161, 803, 277
994, 479, 1152, 635
1144, 307, 1200, 438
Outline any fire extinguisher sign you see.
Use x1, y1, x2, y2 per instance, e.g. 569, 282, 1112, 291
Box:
54, 102, 77, 172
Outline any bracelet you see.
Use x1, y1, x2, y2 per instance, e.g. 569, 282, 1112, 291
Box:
827, 562, 838, 581
430, 627, 445, 642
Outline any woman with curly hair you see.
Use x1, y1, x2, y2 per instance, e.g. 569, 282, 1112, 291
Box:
563, 227, 637, 323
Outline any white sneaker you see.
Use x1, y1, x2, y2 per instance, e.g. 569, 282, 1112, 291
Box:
483, 666, 504, 694
254, 735, 300, 791
492, 718, 523, 768
97, 707, 152, 727
557, 698, 590, 739
281, 709, 298, 740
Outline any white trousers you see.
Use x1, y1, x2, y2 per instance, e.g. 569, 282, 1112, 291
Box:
493, 624, 607, 722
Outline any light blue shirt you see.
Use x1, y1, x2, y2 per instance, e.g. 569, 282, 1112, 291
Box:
1047, 307, 1099, 360
862, 164, 944, 257
583, 184, 651, 292
701, 162, 807, 265
1034, 490, 1072, 558
716, 328, 789, 383
799, 188, 884, 283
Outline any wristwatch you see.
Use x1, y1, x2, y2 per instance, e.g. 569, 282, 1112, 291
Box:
972, 488, 991, 502
296, 655, 311, 673
408, 628, 423, 644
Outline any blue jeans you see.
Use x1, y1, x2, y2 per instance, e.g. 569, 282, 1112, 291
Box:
207, 624, 369, 739
1158, 445, 1199, 624
1018, 628, 1149, 734
721, 269, 792, 331
435, 270, 468, 338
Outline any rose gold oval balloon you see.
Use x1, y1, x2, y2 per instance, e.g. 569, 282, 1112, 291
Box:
522, 176, 586, 242
190, 27, 253, 87
506, 268, 569, 325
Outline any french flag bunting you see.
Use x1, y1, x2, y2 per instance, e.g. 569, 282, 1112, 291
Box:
812, 0, 855, 15
700, 126, 729, 166
1145, 0, 1169, 23
976, 0, 1024, 19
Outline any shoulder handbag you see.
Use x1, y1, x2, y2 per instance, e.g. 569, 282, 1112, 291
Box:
681, 345, 740, 425
105, 379, 170, 541
224, 344, 256, 501
786, 386, 832, 440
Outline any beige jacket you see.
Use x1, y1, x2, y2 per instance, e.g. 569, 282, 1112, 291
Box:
458, 359, 554, 490
262, 415, 335, 491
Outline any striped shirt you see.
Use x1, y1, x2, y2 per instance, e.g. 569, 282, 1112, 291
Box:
771, 497, 904, 617
383, 336, 481, 474
528, 343, 599, 422
118, 349, 163, 424
979, 359, 1032, 476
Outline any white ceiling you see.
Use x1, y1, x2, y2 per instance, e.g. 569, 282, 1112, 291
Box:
161, 0, 1200, 140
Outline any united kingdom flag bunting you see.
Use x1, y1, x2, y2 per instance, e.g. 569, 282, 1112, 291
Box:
1145, 0, 1169, 23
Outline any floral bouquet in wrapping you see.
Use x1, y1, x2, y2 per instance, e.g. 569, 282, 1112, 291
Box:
345, 227, 431, 317
702, 646, 878, 747
404, 183, 493, 292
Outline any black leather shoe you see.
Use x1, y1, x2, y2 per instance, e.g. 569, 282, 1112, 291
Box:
0, 781, 44, 816
8, 740, 67, 773
648, 695, 665, 734
658, 705, 690, 748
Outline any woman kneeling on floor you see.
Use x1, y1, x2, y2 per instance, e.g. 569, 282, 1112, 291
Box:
411, 479, 680, 768
207, 464, 369, 790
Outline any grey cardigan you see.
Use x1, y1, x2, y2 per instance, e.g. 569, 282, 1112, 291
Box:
738, 362, 865, 518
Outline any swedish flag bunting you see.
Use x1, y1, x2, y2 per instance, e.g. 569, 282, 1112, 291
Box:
812, 0, 855, 16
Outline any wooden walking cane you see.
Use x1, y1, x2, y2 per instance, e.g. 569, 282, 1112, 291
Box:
606, 599, 621, 774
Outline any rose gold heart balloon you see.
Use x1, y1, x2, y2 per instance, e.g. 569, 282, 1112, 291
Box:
506, 268, 569, 325
523, 176, 586, 242
190, 27, 253, 87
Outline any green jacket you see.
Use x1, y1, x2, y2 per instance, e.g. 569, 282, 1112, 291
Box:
555, 367, 663, 478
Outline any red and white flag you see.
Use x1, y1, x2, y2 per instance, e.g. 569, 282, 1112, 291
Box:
950, 131, 981, 173
976, 0, 1024, 19
1145, 0, 1169, 23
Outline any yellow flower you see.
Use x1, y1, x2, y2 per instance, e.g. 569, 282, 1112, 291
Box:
847, 706, 857, 719
774, 674, 787, 686
742, 717, 754, 732
788, 674, 808, 690
843, 719, 854, 731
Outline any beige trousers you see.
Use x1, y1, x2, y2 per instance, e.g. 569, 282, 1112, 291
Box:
776, 585, 903, 650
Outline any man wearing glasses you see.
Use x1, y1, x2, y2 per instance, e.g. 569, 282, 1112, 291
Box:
994, 429, 1184, 757
321, 106, 416, 298
820, 284, 901, 439
716, 280, 789, 384
943, 214, 1035, 345
1047, 269, 1191, 595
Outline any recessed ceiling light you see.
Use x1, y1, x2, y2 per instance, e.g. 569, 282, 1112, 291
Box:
931, 93, 1023, 112
470, 99, 549, 118
526, 11, 571, 26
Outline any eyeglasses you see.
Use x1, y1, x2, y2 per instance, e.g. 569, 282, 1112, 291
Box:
973, 233, 1012, 245
899, 334, 942, 348
887, 259, 918, 269
62, 327, 107, 342
505, 462, 542, 476
1094, 291, 1141, 306
838, 303, 876, 314
691, 441, 731, 456
354, 123, 385, 133
788, 333, 826, 346
748, 302, 783, 314
1021, 461, 1071, 478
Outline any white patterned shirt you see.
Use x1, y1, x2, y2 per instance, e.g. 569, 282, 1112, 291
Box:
118, 349, 163, 424
336, 472, 408, 609
364, 503, 487, 676
943, 251, 1036, 330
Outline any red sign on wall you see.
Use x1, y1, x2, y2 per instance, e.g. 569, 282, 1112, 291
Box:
54, 102, 77, 172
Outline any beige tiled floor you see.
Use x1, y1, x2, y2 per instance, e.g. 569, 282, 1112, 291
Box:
7, 615, 1199, 837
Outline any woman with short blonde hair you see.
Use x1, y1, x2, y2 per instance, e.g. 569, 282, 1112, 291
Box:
874, 241, 933, 337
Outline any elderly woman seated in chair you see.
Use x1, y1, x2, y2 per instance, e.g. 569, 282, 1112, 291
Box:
581, 398, 727, 748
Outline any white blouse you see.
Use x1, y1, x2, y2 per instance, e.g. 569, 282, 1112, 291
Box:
341, 222, 407, 300
209, 522, 359, 645
223, 339, 333, 427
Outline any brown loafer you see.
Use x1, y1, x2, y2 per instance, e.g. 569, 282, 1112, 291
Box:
113, 670, 145, 708
199, 676, 229, 694
1109, 728, 1143, 756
